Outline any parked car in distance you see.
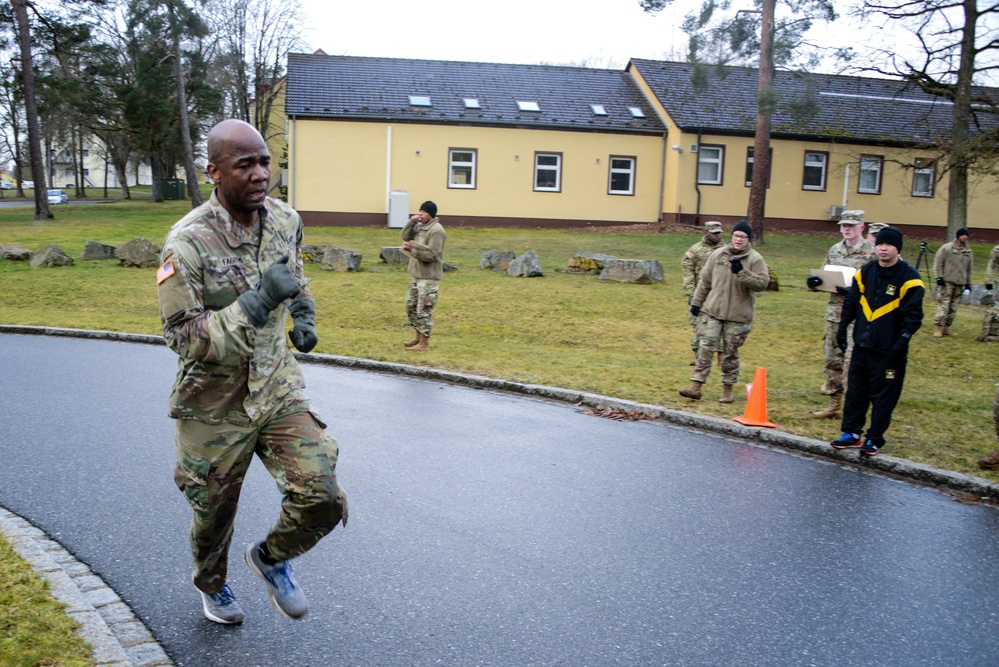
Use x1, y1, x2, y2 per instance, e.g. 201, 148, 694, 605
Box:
22, 181, 34, 189
47, 189, 68, 204
0, 181, 13, 190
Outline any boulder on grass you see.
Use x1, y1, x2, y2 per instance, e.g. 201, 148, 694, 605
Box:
482, 250, 516, 271
301, 245, 330, 263
116, 237, 161, 268
29, 244, 74, 268
568, 252, 616, 275
508, 250, 543, 277
322, 247, 362, 272
82, 240, 119, 260
380, 246, 409, 265
0, 243, 33, 261
598, 259, 664, 284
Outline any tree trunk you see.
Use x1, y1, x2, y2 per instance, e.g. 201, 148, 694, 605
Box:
946, 0, 977, 239
169, 3, 203, 209
11, 0, 50, 219
746, 0, 775, 246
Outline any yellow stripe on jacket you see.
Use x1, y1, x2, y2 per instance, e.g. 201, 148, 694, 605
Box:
854, 268, 925, 322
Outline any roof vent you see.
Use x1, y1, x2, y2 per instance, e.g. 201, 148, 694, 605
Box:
517, 100, 541, 112
408, 95, 432, 107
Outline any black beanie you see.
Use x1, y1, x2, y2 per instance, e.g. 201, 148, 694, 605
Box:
732, 220, 752, 240
956, 227, 970, 238
875, 225, 903, 252
420, 200, 438, 218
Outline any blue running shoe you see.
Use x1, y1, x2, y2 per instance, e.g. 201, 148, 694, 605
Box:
830, 432, 861, 449
245, 542, 308, 619
859, 439, 881, 457
199, 583, 244, 625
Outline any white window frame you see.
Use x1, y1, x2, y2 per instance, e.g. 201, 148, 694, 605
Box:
408, 95, 431, 107
448, 148, 477, 189
517, 100, 541, 112
912, 159, 935, 198
697, 145, 724, 185
534, 152, 562, 192
802, 151, 828, 191
858, 155, 883, 195
608, 156, 636, 195
463, 98, 480, 109
591, 104, 607, 116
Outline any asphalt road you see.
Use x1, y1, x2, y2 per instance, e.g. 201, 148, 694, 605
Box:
1, 333, 998, 667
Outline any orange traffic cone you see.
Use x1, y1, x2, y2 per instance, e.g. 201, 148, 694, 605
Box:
733, 367, 776, 428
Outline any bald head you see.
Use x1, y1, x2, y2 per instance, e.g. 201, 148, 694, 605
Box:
205, 119, 271, 226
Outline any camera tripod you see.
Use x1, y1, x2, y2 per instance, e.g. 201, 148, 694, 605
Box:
914, 241, 932, 285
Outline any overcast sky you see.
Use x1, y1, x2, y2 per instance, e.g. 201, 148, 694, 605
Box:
296, 0, 898, 73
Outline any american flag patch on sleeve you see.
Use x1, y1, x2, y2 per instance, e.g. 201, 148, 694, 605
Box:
156, 260, 175, 284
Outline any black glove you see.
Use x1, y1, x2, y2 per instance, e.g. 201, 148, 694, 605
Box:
690, 305, 701, 317
890, 333, 911, 360
835, 285, 849, 295
986, 284, 993, 291
936, 276, 945, 286
806, 275, 822, 289
237, 256, 301, 328
730, 258, 743, 274
288, 299, 318, 353
836, 327, 848, 353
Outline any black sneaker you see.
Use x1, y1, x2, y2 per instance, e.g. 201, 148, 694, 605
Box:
859, 439, 881, 457
830, 432, 861, 449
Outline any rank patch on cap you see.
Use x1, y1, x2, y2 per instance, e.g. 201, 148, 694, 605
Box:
156, 260, 176, 285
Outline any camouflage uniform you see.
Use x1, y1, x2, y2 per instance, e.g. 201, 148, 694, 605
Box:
977, 244, 999, 342
682, 229, 721, 352
402, 216, 447, 337
157, 190, 346, 595
820, 238, 875, 396
933, 239, 973, 328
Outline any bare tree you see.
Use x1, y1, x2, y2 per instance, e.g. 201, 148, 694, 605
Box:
859, 0, 999, 238
11, 0, 50, 219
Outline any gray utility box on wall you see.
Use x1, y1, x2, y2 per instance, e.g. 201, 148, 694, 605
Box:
387, 190, 409, 229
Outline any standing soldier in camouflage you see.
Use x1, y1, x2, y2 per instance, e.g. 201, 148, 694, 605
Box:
157, 119, 347, 625
865, 222, 887, 247
976, 242, 999, 342
680, 220, 770, 403
805, 210, 875, 419
933, 227, 973, 337
401, 201, 447, 352
681, 220, 723, 363
977, 382, 999, 469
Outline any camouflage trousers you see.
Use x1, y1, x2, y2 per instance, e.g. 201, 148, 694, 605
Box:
175, 399, 347, 595
935, 282, 963, 326
821, 319, 854, 396
978, 307, 999, 342
687, 312, 700, 352
691, 314, 753, 386
406, 279, 439, 336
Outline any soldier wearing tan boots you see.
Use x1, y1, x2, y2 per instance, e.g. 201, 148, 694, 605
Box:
805, 210, 875, 419
933, 227, 973, 337
401, 201, 447, 352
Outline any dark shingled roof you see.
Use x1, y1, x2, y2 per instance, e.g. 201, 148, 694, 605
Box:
285, 53, 665, 134
630, 58, 998, 146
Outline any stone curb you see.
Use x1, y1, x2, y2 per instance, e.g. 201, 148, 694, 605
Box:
3, 324, 998, 499
0, 508, 174, 667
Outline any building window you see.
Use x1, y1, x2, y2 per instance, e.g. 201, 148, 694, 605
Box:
591, 104, 607, 116
744, 147, 772, 188
534, 152, 562, 192
408, 95, 431, 107
448, 149, 476, 189
608, 156, 636, 195
858, 155, 883, 194
697, 145, 724, 185
64, 168, 73, 177
912, 158, 935, 197
802, 151, 828, 191
628, 106, 645, 118
517, 100, 540, 112
463, 98, 480, 109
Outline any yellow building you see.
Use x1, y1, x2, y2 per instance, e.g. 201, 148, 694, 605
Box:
278, 53, 999, 239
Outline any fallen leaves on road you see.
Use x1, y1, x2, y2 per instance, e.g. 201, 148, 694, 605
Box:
582, 404, 658, 421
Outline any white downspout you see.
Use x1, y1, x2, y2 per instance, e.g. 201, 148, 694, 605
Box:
841, 162, 850, 208
385, 126, 393, 212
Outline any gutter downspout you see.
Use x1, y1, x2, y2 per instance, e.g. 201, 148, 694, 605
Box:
386, 125, 393, 213
694, 129, 703, 226
289, 115, 296, 208
657, 131, 667, 224
841, 162, 850, 209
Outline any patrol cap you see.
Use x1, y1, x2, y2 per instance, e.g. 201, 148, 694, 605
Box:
866, 222, 888, 234
704, 220, 723, 233
839, 210, 865, 224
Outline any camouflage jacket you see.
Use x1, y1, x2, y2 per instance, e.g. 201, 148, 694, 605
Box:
824, 239, 875, 322
934, 241, 973, 285
691, 244, 769, 323
402, 217, 447, 280
157, 190, 313, 425
985, 245, 999, 285
681, 238, 720, 297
